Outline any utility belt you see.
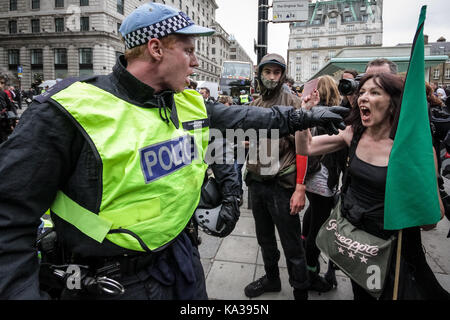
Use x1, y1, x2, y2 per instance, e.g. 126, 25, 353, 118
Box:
38, 218, 200, 298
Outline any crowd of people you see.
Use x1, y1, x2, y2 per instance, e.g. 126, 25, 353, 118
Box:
0, 2, 448, 301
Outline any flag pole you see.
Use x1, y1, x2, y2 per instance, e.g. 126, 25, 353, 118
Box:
392, 229, 403, 300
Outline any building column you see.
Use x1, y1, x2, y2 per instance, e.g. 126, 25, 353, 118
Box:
93, 44, 110, 75
20, 47, 31, 89
43, 46, 54, 81
67, 45, 79, 77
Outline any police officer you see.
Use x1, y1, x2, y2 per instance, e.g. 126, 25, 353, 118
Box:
239, 90, 249, 105
0, 3, 348, 300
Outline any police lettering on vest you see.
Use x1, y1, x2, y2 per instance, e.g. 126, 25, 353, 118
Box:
141, 134, 198, 183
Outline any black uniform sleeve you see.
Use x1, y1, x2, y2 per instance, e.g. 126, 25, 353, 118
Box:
0, 101, 79, 299
207, 138, 241, 197
206, 102, 292, 137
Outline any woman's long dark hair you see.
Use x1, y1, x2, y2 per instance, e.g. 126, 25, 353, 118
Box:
345, 72, 405, 139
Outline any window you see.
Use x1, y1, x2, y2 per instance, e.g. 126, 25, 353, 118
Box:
329, 25, 336, 33
80, 17, 89, 31
8, 49, 20, 66
296, 64, 301, 71
211, 48, 215, 54
296, 53, 301, 61
117, 23, 121, 34
344, 15, 353, 22
32, 0, 40, 9
55, 18, 64, 32
346, 36, 354, 46
296, 74, 301, 82
362, 15, 368, 22
117, 0, 124, 15
311, 51, 318, 60
54, 48, 68, 78
328, 50, 336, 59
10, 0, 17, 10
311, 28, 319, 35
31, 19, 40, 33
329, 17, 337, 24
446, 68, 450, 80
347, 24, 355, 31
311, 63, 318, 71
79, 48, 93, 76
9, 20, 17, 34
312, 39, 319, 48
54, 48, 67, 65
79, 48, 93, 64
80, 0, 89, 5
365, 35, 372, 45
434, 69, 440, 79
55, 0, 64, 8
31, 49, 43, 65
328, 38, 336, 46
296, 40, 302, 49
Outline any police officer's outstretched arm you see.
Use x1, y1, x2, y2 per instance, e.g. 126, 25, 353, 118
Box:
0, 102, 74, 299
206, 101, 348, 136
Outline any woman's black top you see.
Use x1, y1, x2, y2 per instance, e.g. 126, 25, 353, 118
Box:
342, 153, 393, 239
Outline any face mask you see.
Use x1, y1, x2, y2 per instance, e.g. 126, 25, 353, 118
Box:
261, 77, 279, 90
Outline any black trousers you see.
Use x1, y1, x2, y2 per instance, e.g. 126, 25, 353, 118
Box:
303, 191, 335, 269
249, 180, 309, 290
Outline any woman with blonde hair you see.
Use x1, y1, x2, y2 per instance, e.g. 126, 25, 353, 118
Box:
316, 75, 341, 107
301, 75, 344, 292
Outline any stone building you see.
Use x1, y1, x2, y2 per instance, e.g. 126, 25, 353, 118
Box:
0, 0, 252, 88
428, 36, 450, 88
287, 0, 383, 84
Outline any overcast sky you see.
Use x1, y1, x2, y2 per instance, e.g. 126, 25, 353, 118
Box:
214, 0, 450, 65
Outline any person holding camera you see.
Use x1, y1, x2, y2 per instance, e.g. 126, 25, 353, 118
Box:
339, 70, 358, 109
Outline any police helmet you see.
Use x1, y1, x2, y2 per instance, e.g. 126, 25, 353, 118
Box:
194, 177, 225, 236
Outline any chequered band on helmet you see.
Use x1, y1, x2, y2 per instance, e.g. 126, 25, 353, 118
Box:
124, 12, 194, 49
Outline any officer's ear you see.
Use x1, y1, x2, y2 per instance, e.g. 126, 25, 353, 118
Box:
147, 38, 163, 62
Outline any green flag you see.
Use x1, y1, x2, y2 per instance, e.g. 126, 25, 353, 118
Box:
384, 5, 441, 230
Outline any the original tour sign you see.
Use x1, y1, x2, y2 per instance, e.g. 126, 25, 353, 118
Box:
272, 0, 309, 23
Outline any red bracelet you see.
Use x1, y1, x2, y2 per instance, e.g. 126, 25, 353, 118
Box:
296, 154, 308, 185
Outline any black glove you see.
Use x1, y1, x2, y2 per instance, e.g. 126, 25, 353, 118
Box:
289, 106, 349, 135
216, 195, 240, 237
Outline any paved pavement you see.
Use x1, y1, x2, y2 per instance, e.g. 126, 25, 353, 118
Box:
199, 178, 450, 300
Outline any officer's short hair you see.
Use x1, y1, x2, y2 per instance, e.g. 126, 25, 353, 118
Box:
123, 35, 178, 62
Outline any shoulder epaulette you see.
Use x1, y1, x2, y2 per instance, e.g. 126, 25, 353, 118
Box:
34, 75, 98, 104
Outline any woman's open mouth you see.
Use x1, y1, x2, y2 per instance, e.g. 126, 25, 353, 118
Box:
360, 106, 371, 121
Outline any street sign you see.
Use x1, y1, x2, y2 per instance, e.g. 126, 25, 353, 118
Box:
17, 65, 23, 78
272, 0, 309, 23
